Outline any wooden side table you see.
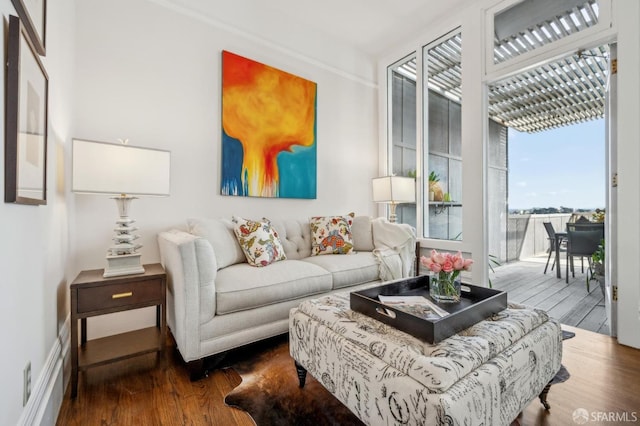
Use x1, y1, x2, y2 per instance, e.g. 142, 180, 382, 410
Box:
69, 263, 166, 398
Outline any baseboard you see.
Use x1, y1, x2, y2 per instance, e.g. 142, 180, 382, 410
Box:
17, 315, 70, 426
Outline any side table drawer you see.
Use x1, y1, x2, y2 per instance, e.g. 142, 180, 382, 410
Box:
77, 279, 163, 313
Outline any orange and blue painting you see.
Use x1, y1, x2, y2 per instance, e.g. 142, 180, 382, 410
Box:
221, 51, 317, 198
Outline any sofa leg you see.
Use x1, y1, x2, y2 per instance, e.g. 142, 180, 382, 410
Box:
295, 361, 307, 388
187, 359, 208, 381
538, 382, 552, 410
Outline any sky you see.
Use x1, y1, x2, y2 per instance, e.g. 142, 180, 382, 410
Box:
507, 118, 606, 210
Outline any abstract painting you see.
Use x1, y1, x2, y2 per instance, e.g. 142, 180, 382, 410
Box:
221, 50, 317, 199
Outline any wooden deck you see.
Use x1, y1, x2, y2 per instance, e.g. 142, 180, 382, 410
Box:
491, 255, 609, 335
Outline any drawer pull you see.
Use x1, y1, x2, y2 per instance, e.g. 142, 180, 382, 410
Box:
112, 291, 133, 299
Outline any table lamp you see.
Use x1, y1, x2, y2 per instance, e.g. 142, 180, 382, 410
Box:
372, 176, 415, 223
72, 138, 171, 277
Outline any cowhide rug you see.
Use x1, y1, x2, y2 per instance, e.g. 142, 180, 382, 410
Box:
224, 333, 572, 426
223, 335, 363, 425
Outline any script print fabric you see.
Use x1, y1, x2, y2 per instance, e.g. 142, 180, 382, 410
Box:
289, 293, 562, 425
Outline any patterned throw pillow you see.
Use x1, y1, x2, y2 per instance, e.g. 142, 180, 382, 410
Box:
232, 216, 287, 267
310, 213, 355, 256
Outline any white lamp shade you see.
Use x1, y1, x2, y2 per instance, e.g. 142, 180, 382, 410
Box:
72, 139, 171, 196
372, 176, 415, 203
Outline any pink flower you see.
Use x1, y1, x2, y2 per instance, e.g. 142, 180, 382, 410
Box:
421, 255, 441, 272
441, 259, 454, 273
463, 258, 474, 271
423, 249, 473, 272
451, 251, 463, 270
420, 255, 433, 268
431, 249, 445, 265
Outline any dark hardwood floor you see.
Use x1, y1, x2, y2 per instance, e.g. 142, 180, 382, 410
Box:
57, 325, 640, 425
56, 336, 253, 426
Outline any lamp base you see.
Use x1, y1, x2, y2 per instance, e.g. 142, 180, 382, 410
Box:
104, 253, 145, 278
388, 202, 398, 223
103, 194, 144, 278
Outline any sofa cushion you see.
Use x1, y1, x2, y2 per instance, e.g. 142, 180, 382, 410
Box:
310, 213, 355, 255
187, 217, 245, 269
215, 260, 332, 314
232, 216, 287, 267
302, 252, 380, 289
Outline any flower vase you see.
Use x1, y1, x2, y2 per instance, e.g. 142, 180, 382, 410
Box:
430, 273, 461, 303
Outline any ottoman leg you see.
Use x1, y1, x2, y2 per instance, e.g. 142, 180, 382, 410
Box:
538, 382, 552, 410
295, 361, 307, 388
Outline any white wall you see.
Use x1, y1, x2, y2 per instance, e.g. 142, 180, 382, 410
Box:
72, 0, 379, 338
0, 0, 76, 424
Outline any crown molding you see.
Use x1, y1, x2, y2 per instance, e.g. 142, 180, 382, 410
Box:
147, 0, 378, 89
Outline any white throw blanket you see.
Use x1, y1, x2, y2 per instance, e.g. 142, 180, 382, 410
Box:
372, 217, 417, 281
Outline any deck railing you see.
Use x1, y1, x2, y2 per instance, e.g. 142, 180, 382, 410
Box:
506, 213, 574, 262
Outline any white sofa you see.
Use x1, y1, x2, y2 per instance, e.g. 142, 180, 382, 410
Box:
157, 215, 416, 379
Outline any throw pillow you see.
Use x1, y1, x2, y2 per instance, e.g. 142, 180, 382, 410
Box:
232, 216, 287, 267
351, 216, 375, 251
310, 213, 355, 255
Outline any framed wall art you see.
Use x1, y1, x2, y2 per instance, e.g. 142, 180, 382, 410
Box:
5, 15, 49, 205
11, 0, 46, 55
220, 50, 317, 199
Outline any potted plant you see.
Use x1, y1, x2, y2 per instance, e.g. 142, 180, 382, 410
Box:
428, 171, 443, 201
590, 239, 605, 296
591, 208, 605, 223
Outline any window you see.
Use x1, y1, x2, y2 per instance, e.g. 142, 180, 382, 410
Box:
423, 30, 463, 241
387, 29, 509, 244
388, 55, 417, 227
487, 120, 509, 261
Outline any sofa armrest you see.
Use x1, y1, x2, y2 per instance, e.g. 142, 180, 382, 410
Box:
158, 230, 217, 362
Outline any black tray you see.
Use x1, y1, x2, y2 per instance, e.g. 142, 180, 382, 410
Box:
350, 275, 507, 344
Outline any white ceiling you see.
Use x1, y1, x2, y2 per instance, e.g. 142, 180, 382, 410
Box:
162, 0, 472, 56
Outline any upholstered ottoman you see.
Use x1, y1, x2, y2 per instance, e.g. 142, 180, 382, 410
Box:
289, 293, 562, 426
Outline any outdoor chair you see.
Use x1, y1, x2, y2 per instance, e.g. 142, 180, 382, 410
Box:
565, 223, 605, 289
543, 222, 566, 274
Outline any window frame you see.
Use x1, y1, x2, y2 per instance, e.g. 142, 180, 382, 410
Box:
422, 28, 464, 242
485, 0, 613, 79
